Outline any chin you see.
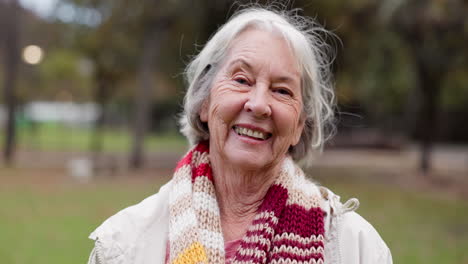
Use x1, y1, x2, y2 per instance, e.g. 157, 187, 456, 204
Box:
224, 151, 272, 171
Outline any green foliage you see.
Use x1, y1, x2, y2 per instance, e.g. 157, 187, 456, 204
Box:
441, 69, 468, 110
40, 50, 79, 80
13, 0, 467, 141
36, 49, 93, 100
54, 0, 209, 104
355, 32, 414, 117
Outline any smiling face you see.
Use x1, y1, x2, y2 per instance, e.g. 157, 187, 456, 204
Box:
200, 28, 304, 171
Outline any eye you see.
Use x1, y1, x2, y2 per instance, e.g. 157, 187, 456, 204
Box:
274, 88, 293, 97
234, 77, 250, 85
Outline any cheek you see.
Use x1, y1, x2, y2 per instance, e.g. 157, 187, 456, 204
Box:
208, 89, 245, 125
276, 103, 302, 134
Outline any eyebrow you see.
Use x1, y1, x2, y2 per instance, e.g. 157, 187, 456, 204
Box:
228, 58, 254, 72
274, 76, 297, 84
227, 58, 299, 84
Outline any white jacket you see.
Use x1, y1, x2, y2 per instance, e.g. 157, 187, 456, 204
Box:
87, 180, 392, 264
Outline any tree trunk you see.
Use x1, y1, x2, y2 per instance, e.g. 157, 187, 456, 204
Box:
415, 59, 441, 175
129, 27, 167, 169
90, 72, 110, 163
2, 0, 20, 165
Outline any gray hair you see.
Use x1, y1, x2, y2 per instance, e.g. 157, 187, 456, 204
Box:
179, 6, 336, 162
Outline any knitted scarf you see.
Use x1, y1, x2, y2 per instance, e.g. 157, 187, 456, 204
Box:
168, 142, 326, 264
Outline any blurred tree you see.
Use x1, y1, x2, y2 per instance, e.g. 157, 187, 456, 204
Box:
35, 49, 93, 101
56, 0, 137, 162
128, 0, 236, 168
382, 0, 468, 174
128, 2, 177, 169
0, 0, 20, 165
47, 0, 468, 172
302, 0, 468, 174
56, 0, 235, 169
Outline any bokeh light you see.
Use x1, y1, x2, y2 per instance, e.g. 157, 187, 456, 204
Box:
22, 45, 44, 65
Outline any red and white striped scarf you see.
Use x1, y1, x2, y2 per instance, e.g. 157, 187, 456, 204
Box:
168, 141, 326, 264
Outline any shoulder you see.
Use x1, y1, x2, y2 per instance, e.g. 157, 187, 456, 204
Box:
339, 211, 392, 263
340, 211, 384, 242
88, 180, 172, 260
89, 180, 172, 240
319, 186, 392, 264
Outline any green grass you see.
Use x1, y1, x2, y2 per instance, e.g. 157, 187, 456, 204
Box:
0, 168, 467, 264
324, 182, 468, 263
313, 170, 468, 264
14, 122, 187, 152
0, 177, 163, 264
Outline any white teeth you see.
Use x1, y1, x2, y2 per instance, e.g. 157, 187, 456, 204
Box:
234, 126, 267, 140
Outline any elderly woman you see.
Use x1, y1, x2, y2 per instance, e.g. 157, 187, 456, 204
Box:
88, 6, 392, 264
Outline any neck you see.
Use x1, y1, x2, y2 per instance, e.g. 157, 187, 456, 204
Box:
209, 154, 283, 241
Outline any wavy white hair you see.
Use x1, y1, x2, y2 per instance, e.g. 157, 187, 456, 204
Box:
179, 6, 336, 162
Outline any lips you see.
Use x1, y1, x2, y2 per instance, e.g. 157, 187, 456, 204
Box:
233, 125, 272, 140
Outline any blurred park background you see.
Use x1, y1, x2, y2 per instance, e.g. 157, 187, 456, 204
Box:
0, 0, 467, 263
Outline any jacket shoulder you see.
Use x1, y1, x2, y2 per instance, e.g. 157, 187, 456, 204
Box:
88, 180, 172, 260
340, 210, 393, 263
319, 186, 392, 264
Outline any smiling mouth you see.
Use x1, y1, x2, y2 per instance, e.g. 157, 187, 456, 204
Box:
233, 125, 272, 140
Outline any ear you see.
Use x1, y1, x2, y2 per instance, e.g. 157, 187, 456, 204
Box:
291, 116, 305, 146
199, 100, 209, 122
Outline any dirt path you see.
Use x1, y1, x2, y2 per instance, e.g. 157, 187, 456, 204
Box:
1, 145, 467, 198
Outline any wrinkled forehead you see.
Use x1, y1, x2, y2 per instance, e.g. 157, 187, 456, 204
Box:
225, 22, 303, 73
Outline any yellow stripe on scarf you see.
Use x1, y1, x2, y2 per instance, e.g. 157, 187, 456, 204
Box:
172, 242, 208, 264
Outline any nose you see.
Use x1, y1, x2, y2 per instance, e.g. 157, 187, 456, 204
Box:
244, 85, 272, 118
